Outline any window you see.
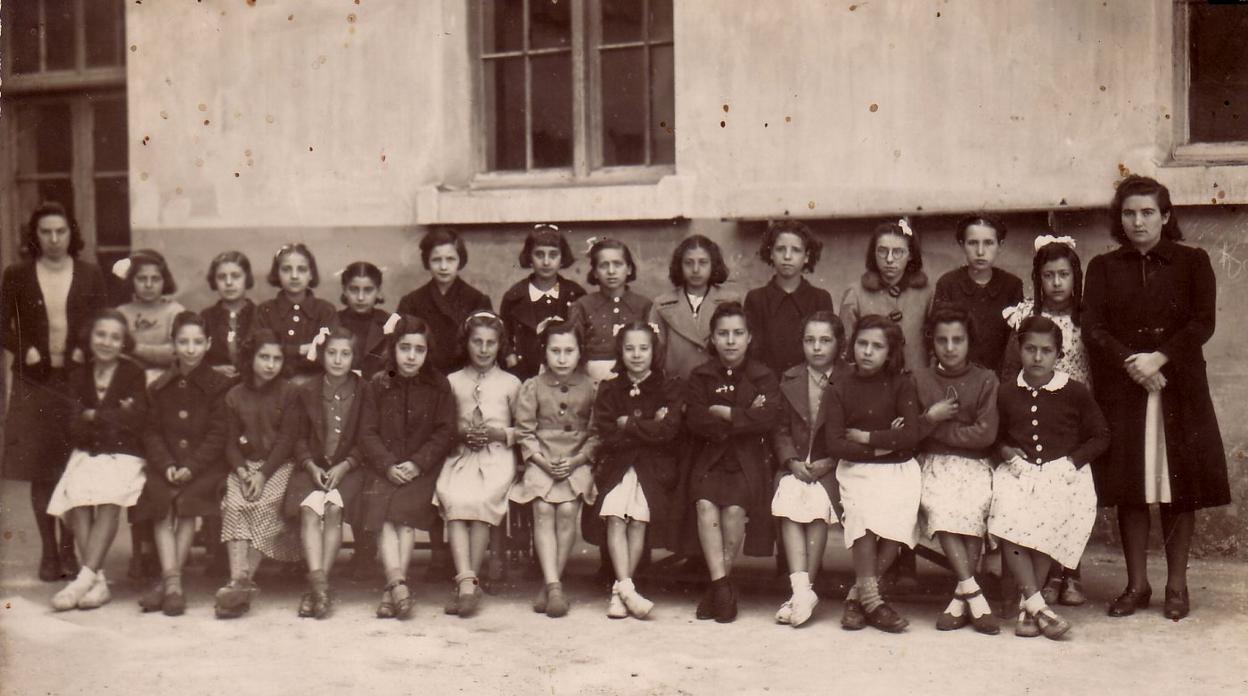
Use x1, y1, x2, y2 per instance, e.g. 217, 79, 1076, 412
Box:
2, 0, 130, 267
1174, 0, 1248, 161
476, 0, 675, 180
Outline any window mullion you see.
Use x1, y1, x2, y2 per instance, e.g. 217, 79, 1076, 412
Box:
38, 0, 48, 73
71, 96, 96, 256
576, 0, 597, 176
642, 0, 653, 166
522, 0, 534, 171
74, 0, 87, 72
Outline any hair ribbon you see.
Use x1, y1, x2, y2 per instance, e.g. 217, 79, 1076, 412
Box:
111, 258, 132, 280
382, 313, 401, 336
306, 326, 331, 362
897, 219, 914, 237
1034, 235, 1076, 252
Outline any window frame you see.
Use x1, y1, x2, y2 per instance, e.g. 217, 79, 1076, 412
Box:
469, 0, 676, 189
1170, 0, 1248, 164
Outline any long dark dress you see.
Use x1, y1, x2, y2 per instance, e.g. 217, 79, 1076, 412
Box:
1082, 239, 1230, 512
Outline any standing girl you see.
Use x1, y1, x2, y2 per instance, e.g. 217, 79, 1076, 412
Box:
650, 235, 740, 382
500, 224, 587, 382
337, 261, 391, 381
397, 228, 492, 377
509, 321, 600, 617
357, 315, 457, 619
770, 311, 844, 627
990, 316, 1108, 639
685, 302, 782, 623
213, 329, 303, 619
435, 312, 521, 618
282, 327, 367, 619
913, 306, 1001, 634
1, 202, 108, 582
116, 249, 186, 384
254, 242, 338, 383
567, 237, 652, 384
134, 311, 233, 616
587, 322, 682, 619
201, 250, 257, 379
47, 310, 148, 610
824, 315, 924, 633
744, 221, 834, 377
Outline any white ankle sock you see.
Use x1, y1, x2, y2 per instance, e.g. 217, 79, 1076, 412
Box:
957, 578, 991, 617
789, 571, 810, 594
846, 586, 859, 601
1023, 591, 1047, 615
617, 578, 635, 594
944, 596, 966, 617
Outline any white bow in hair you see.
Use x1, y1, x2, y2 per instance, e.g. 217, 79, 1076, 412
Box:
382, 313, 401, 335
535, 316, 562, 336
112, 257, 132, 279
1034, 235, 1076, 252
305, 326, 331, 361
897, 219, 914, 237
584, 236, 601, 254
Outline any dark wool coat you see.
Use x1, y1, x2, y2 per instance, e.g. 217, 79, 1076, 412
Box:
281, 373, 367, 520
932, 266, 1024, 373
1083, 239, 1230, 511
396, 278, 492, 376
202, 299, 256, 372
499, 275, 586, 381
67, 358, 149, 458
254, 291, 339, 378
744, 277, 835, 376
337, 307, 390, 380
772, 364, 842, 502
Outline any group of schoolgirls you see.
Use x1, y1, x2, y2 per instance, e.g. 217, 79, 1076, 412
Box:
41, 215, 1108, 642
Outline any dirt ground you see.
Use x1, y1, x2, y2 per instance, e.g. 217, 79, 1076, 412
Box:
2, 480, 1245, 696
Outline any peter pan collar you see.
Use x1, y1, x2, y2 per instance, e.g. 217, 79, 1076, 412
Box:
529, 282, 560, 302
1016, 370, 1069, 392
539, 367, 589, 389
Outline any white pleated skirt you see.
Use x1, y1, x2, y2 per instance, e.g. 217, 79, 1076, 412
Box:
836, 459, 921, 548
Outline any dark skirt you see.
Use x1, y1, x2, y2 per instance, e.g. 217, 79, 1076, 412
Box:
690, 461, 752, 509
130, 468, 226, 521
2, 369, 73, 482
356, 471, 439, 532
282, 466, 365, 519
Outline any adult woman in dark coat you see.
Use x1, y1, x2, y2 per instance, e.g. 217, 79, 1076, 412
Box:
1083, 175, 1231, 621
1, 202, 109, 581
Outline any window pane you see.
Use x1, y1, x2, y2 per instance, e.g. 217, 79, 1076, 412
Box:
1189, 5, 1248, 143
600, 48, 646, 166
94, 175, 131, 247
651, 44, 675, 164
19, 179, 76, 222
85, 0, 125, 68
17, 103, 73, 174
649, 0, 673, 43
484, 57, 527, 171
531, 53, 573, 168
481, 0, 524, 54
529, 0, 570, 50
93, 98, 129, 172
45, 0, 78, 71
602, 0, 643, 45
12, 0, 42, 74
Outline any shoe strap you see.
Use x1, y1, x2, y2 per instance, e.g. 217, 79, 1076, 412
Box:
955, 588, 984, 601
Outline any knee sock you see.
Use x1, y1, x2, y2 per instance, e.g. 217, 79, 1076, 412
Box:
857, 576, 883, 612
957, 578, 991, 617
789, 571, 811, 596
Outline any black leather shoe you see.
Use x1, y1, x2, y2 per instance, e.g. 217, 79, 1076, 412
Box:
1107, 586, 1151, 617
38, 554, 62, 583
866, 602, 909, 633
1163, 586, 1190, 621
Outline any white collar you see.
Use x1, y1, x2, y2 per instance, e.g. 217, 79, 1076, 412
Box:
529, 282, 560, 302
1015, 370, 1069, 392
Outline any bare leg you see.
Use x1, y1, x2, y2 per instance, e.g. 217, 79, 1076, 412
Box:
245, 546, 263, 580
1001, 541, 1039, 598
1029, 550, 1053, 592
936, 532, 973, 581
532, 501, 559, 584
625, 520, 647, 577
720, 506, 746, 575
805, 522, 829, 580
301, 508, 324, 573
67, 507, 93, 561
448, 520, 472, 577
322, 505, 344, 575
606, 517, 630, 580
153, 512, 179, 575
780, 520, 808, 578
378, 523, 402, 581
468, 521, 491, 575
553, 501, 579, 577
695, 500, 727, 580
875, 539, 902, 577
82, 505, 121, 571
1117, 504, 1151, 591
1159, 505, 1194, 592
226, 539, 251, 580
851, 532, 878, 582
396, 525, 415, 575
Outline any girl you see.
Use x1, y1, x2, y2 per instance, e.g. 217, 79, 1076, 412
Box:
254, 242, 338, 383
824, 315, 924, 633
567, 237, 652, 384
744, 221, 834, 376
650, 235, 740, 381
913, 306, 1001, 634
202, 250, 256, 379
134, 311, 233, 616
989, 316, 1108, 639
1085, 175, 1230, 621
435, 312, 521, 618
116, 249, 186, 384
213, 329, 303, 619
282, 327, 367, 619
500, 224, 587, 382
587, 322, 682, 619
357, 315, 457, 619
396, 228, 492, 377
47, 309, 148, 610
770, 310, 844, 627
685, 302, 782, 623
1, 202, 108, 582
336, 261, 391, 381
1002, 236, 1091, 605
932, 214, 1024, 373
509, 320, 600, 617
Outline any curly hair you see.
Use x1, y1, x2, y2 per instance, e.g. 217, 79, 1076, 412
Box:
669, 234, 729, 288
757, 220, 822, 273
612, 320, 664, 376
848, 314, 906, 375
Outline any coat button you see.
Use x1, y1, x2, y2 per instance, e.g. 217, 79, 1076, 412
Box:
288, 329, 296, 336
178, 410, 189, 419
633, 409, 643, 418
563, 425, 572, 432
612, 307, 620, 314
560, 386, 569, 393
292, 316, 301, 323
1030, 405, 1038, 413
559, 402, 568, 410
1032, 434, 1040, 441
1031, 419, 1039, 426
293, 304, 301, 311
178, 439, 189, 449
1036, 444, 1044, 452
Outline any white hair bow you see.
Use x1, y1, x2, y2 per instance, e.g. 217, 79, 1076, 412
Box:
584, 236, 601, 254
382, 313, 401, 335
897, 219, 914, 237
535, 316, 563, 336
305, 326, 331, 362
1034, 235, 1076, 252
111, 257, 132, 279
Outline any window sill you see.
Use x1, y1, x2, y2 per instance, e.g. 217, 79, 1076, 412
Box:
2, 67, 126, 94
416, 173, 692, 224
1154, 143, 1248, 206
1171, 142, 1248, 166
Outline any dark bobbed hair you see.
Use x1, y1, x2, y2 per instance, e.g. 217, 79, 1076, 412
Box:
1031, 242, 1083, 326
613, 320, 664, 376
384, 314, 435, 375
925, 304, 978, 352
849, 314, 906, 375
206, 250, 255, 291
864, 220, 925, 282
267, 242, 321, 289
586, 237, 638, 286
340, 261, 385, 306
171, 310, 209, 343
1110, 175, 1184, 246
83, 308, 137, 356
420, 228, 469, 270
955, 213, 1008, 244
669, 234, 729, 287
757, 220, 822, 273
313, 325, 358, 366
1017, 315, 1065, 359
801, 309, 846, 366
23, 201, 84, 259
519, 224, 576, 270
705, 301, 751, 356
239, 328, 285, 386
125, 249, 178, 296
459, 311, 508, 356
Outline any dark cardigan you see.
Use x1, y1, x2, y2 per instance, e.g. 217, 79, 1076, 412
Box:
67, 358, 149, 457
1, 259, 109, 381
